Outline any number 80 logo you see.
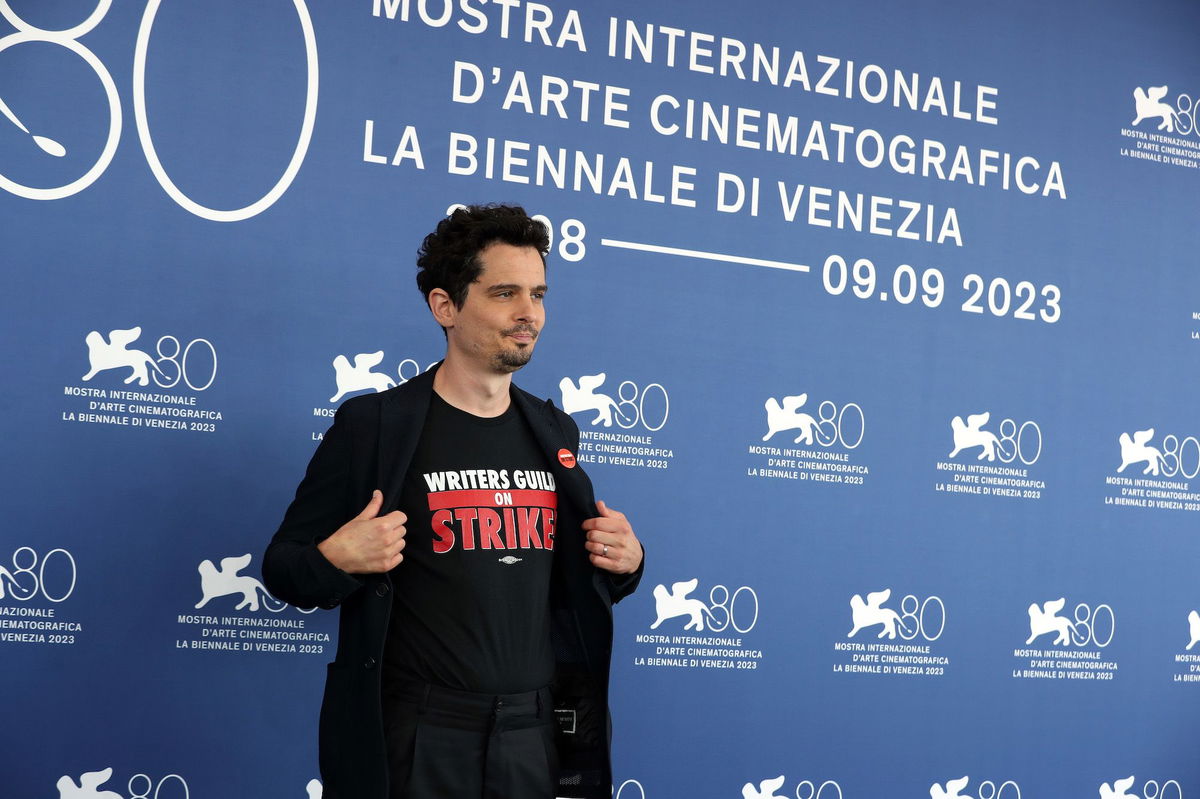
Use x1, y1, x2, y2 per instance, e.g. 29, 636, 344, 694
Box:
0, 546, 77, 602
0, 0, 121, 200
0, 0, 318, 221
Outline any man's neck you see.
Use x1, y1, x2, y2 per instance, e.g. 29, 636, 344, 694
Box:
432, 356, 514, 418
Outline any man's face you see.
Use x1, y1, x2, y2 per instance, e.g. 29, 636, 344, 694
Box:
444, 242, 546, 374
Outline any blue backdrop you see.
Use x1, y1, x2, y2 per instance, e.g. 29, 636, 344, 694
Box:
5, 2, 1200, 798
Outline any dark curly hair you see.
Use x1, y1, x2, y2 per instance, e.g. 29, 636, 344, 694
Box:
416, 204, 550, 313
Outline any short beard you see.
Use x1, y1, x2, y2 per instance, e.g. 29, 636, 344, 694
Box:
493, 347, 533, 373
493, 324, 538, 373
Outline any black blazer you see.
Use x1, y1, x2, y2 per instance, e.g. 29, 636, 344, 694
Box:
263, 366, 642, 799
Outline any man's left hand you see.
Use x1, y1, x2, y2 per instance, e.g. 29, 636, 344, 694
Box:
583, 500, 643, 574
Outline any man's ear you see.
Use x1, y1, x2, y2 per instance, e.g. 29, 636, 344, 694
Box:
428, 288, 456, 328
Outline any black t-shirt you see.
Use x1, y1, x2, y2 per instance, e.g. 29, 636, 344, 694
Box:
382, 392, 558, 694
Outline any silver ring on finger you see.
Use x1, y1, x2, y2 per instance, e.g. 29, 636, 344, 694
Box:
602, 544, 609, 557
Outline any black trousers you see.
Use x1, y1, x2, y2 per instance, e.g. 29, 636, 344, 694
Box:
384, 681, 559, 799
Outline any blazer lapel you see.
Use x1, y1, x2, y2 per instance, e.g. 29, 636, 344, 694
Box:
512, 389, 597, 520
377, 366, 438, 514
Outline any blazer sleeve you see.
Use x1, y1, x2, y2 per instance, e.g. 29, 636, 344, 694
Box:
606, 553, 644, 604
262, 404, 366, 610
555, 403, 644, 604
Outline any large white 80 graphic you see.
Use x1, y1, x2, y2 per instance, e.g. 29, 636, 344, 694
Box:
897, 594, 946, 642
1134, 779, 1183, 799
1070, 602, 1115, 648
396, 358, 439, 385
151, 336, 218, 391
608, 380, 668, 432
974, 781, 1021, 799
1169, 91, 1200, 136
0, 0, 317, 221
993, 419, 1042, 466
795, 780, 843, 799
0, 1, 120, 200
0, 547, 77, 602
613, 780, 645, 799
127, 773, 189, 799
706, 584, 759, 634
1155, 433, 1200, 480
813, 401, 864, 449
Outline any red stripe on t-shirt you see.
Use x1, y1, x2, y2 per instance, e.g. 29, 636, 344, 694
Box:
426, 489, 557, 510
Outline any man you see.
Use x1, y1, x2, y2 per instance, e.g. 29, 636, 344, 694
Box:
263, 204, 644, 799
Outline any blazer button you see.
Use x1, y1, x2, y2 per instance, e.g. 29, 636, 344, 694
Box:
364, 657, 376, 669
375, 582, 389, 597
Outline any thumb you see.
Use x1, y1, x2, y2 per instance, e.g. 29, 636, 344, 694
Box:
357, 489, 383, 520
596, 499, 613, 517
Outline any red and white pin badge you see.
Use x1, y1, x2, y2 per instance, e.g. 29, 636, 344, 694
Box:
557, 448, 577, 469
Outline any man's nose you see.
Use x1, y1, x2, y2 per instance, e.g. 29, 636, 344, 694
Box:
513, 294, 538, 321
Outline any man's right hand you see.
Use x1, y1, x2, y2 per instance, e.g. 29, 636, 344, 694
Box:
317, 489, 406, 574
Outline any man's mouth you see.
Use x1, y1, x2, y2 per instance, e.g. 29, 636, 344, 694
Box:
503, 325, 539, 343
